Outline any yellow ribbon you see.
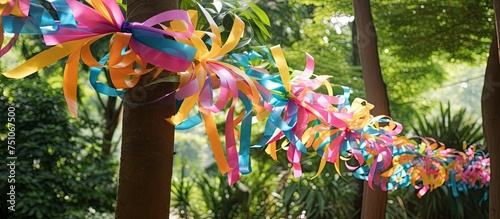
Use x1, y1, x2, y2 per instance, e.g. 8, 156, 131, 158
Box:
3, 39, 88, 79
168, 8, 259, 175
270, 45, 291, 93
170, 9, 248, 125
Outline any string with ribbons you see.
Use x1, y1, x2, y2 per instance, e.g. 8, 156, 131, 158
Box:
0, 0, 490, 197
381, 138, 489, 197
219, 46, 489, 197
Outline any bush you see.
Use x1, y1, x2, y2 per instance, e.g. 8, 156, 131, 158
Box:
0, 77, 117, 218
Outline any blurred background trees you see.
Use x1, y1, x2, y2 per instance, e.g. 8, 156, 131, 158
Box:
0, 74, 117, 218
0, 0, 493, 218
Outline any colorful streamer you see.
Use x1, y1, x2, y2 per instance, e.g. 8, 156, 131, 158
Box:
0, 0, 28, 56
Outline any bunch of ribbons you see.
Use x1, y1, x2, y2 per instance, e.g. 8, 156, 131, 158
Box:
1, 0, 489, 197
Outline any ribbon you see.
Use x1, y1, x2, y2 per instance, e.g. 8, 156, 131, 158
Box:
169, 7, 260, 185
0, 0, 29, 57
2, 0, 196, 117
249, 46, 350, 178
379, 137, 489, 198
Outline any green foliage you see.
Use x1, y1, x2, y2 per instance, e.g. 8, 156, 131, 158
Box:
386, 188, 418, 219
171, 156, 285, 218
170, 150, 360, 218
0, 77, 117, 218
381, 55, 446, 121
373, 0, 493, 63
411, 102, 484, 150
173, 128, 212, 170
251, 0, 448, 125
180, 0, 271, 46
281, 169, 359, 218
254, 0, 313, 47
170, 164, 201, 218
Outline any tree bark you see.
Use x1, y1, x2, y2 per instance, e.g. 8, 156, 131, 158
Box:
351, 20, 361, 67
350, 17, 363, 219
485, 3, 500, 217
352, 0, 390, 218
115, 0, 178, 218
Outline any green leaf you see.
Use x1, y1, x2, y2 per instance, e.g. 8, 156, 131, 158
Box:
253, 20, 271, 38
248, 3, 271, 26
234, 9, 256, 20
305, 192, 314, 213
284, 183, 296, 205
317, 193, 325, 216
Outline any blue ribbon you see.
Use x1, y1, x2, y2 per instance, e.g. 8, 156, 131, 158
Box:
2, 0, 75, 35
176, 112, 202, 130
47, 0, 77, 27
127, 28, 196, 61
89, 53, 124, 97
238, 91, 253, 174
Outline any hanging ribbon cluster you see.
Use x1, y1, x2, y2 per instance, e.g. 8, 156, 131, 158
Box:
382, 138, 490, 197
1, 0, 196, 117
1, 0, 489, 197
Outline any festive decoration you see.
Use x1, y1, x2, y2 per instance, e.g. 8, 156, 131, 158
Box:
0, 0, 29, 56
1, 0, 196, 117
1, 0, 489, 197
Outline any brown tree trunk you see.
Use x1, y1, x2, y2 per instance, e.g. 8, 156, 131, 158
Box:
352, 0, 389, 218
483, 36, 500, 219
351, 20, 361, 67
350, 18, 363, 219
485, 3, 500, 217
115, 0, 178, 218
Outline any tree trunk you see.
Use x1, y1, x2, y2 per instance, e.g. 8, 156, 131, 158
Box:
483, 37, 500, 219
352, 0, 389, 219
115, 0, 178, 218
351, 20, 361, 67
484, 3, 500, 217
350, 18, 363, 219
